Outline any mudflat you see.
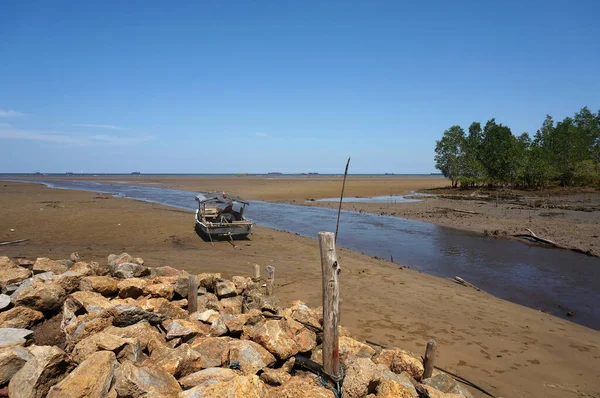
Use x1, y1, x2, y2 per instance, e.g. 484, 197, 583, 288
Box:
1, 181, 599, 398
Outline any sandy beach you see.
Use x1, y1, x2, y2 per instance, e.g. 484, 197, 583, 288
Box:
1, 180, 599, 397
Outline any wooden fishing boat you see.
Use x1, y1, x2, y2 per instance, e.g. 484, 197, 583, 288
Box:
194, 192, 253, 240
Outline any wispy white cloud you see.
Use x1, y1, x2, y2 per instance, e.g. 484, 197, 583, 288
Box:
255, 132, 269, 137
0, 127, 152, 146
0, 109, 24, 118
73, 123, 127, 130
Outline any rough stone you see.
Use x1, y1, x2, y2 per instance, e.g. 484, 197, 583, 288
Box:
0, 306, 44, 329
339, 336, 377, 359
180, 375, 267, 398
68, 262, 94, 276
197, 293, 222, 312
12, 281, 66, 312
0, 267, 31, 289
242, 293, 279, 313
247, 317, 317, 360
341, 356, 379, 398
117, 278, 148, 298
215, 279, 237, 298
222, 311, 262, 334
110, 305, 165, 327
32, 257, 68, 275
0, 328, 33, 348
191, 309, 220, 324
209, 317, 228, 336
374, 348, 424, 380
16, 258, 35, 268
70, 291, 113, 314
0, 256, 18, 269
226, 339, 276, 375
221, 296, 243, 314
266, 376, 335, 398
47, 351, 118, 398
111, 262, 150, 279
423, 373, 474, 398
71, 331, 138, 363
79, 276, 118, 296
189, 336, 233, 368
108, 253, 134, 267
178, 366, 238, 389
145, 343, 202, 378
0, 346, 33, 385
371, 379, 416, 398
54, 271, 83, 294
197, 273, 221, 291
260, 368, 292, 386
420, 385, 465, 398
8, 345, 71, 398
146, 282, 175, 299
64, 313, 114, 347
103, 321, 164, 353
0, 294, 11, 311
151, 266, 181, 277
69, 252, 81, 263
173, 272, 193, 298
164, 319, 204, 340
232, 275, 252, 295
112, 359, 182, 397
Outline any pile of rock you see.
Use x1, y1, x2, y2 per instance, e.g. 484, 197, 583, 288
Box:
0, 253, 472, 398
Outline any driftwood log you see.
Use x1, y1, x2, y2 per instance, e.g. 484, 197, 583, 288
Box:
451, 276, 481, 291
0, 239, 29, 246
513, 228, 598, 257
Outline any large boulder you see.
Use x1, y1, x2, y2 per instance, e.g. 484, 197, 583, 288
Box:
107, 253, 135, 267
110, 305, 165, 327
69, 291, 113, 314
260, 368, 292, 386
8, 345, 71, 398
112, 360, 182, 397
0, 267, 31, 290
374, 348, 424, 380
102, 321, 164, 353
79, 276, 118, 296
63, 313, 114, 347
189, 336, 233, 368
117, 278, 148, 299
370, 379, 416, 398
266, 376, 335, 398
164, 319, 206, 340
220, 296, 243, 314
342, 356, 380, 398
190, 309, 220, 324
215, 279, 237, 298
197, 273, 221, 291
246, 318, 316, 360
71, 331, 140, 364
423, 373, 473, 398
0, 256, 18, 269
139, 297, 188, 319
145, 343, 202, 378
226, 339, 276, 375
196, 293, 221, 312
47, 351, 118, 397
32, 258, 67, 275
111, 262, 150, 279
12, 281, 66, 312
55, 271, 84, 293
180, 375, 267, 398
151, 266, 181, 277
178, 367, 238, 389
0, 328, 33, 348
0, 346, 33, 385
146, 282, 175, 300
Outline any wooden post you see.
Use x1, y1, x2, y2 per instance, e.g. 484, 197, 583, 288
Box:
187, 276, 198, 314
265, 266, 275, 296
252, 264, 260, 282
318, 231, 341, 382
422, 339, 437, 379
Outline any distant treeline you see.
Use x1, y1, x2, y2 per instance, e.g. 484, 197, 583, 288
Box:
434, 106, 600, 188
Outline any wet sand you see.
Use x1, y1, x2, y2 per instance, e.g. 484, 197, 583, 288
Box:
26, 174, 599, 255
1, 181, 599, 398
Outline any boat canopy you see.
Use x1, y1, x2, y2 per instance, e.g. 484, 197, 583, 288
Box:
195, 192, 250, 206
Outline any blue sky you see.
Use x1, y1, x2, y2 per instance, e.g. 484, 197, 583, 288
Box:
1, 1, 598, 173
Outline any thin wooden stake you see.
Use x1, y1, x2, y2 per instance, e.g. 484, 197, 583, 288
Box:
187, 276, 198, 314
265, 265, 275, 296
252, 264, 261, 282
422, 339, 438, 379
335, 157, 351, 244
318, 231, 342, 382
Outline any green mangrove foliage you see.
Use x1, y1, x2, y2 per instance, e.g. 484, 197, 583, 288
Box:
434, 107, 600, 188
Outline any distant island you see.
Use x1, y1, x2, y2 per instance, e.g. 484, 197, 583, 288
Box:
131, 172, 141, 175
